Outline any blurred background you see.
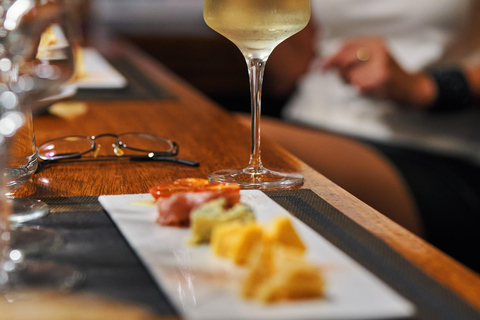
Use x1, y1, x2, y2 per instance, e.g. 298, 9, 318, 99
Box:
89, 0, 285, 117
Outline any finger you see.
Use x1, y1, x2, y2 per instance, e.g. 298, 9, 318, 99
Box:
349, 66, 389, 97
330, 47, 370, 81
323, 44, 363, 71
332, 59, 366, 85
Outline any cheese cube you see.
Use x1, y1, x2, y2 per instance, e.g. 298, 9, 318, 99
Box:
241, 241, 275, 299
211, 222, 264, 265
267, 217, 306, 253
242, 244, 324, 303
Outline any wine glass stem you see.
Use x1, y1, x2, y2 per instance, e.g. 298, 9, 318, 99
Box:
246, 57, 267, 172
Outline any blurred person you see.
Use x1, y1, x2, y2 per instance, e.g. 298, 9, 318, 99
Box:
261, 0, 480, 272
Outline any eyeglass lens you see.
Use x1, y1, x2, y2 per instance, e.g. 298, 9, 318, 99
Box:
118, 133, 174, 153
38, 136, 93, 160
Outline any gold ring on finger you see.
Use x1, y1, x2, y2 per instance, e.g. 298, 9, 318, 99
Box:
356, 47, 371, 62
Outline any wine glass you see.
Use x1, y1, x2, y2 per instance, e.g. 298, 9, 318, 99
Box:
0, 0, 78, 260
204, 0, 309, 189
2, 0, 75, 224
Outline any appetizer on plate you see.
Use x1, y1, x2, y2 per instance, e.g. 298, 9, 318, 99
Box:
148, 178, 325, 304
149, 178, 241, 227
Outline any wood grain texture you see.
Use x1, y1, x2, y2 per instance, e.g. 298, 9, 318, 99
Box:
15, 38, 480, 313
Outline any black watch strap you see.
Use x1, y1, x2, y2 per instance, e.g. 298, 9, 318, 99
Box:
428, 67, 473, 113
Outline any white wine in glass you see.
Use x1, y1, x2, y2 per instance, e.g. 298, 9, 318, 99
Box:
205, 0, 310, 189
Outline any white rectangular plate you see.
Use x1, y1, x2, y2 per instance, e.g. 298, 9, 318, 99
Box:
99, 191, 415, 320
73, 47, 127, 89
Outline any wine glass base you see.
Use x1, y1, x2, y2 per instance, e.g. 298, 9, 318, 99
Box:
8, 198, 49, 224
10, 226, 64, 256
1, 260, 85, 296
208, 167, 304, 190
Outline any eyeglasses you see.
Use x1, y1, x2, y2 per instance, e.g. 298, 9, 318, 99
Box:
37, 132, 199, 169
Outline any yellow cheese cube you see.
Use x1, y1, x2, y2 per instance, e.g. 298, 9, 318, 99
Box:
211, 222, 264, 265
256, 261, 324, 302
267, 217, 306, 253
210, 216, 324, 303
256, 245, 324, 302
242, 244, 324, 303
211, 222, 243, 257
241, 241, 275, 299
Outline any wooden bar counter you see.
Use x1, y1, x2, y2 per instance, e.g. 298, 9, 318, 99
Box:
12, 38, 480, 317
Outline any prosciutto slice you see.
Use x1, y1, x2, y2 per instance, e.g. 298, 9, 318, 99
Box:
156, 190, 241, 227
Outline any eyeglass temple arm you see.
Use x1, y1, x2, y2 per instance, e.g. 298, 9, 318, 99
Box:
129, 155, 199, 167
35, 154, 199, 174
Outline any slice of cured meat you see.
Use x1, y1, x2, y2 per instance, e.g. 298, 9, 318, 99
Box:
149, 178, 241, 227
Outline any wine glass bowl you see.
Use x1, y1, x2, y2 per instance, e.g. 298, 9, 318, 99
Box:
204, 0, 310, 189
204, 0, 310, 60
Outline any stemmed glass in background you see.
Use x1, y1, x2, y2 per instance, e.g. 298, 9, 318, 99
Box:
3, 0, 75, 225
204, 0, 310, 189
0, 0, 83, 291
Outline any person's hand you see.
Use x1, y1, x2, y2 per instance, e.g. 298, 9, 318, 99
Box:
322, 37, 436, 108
